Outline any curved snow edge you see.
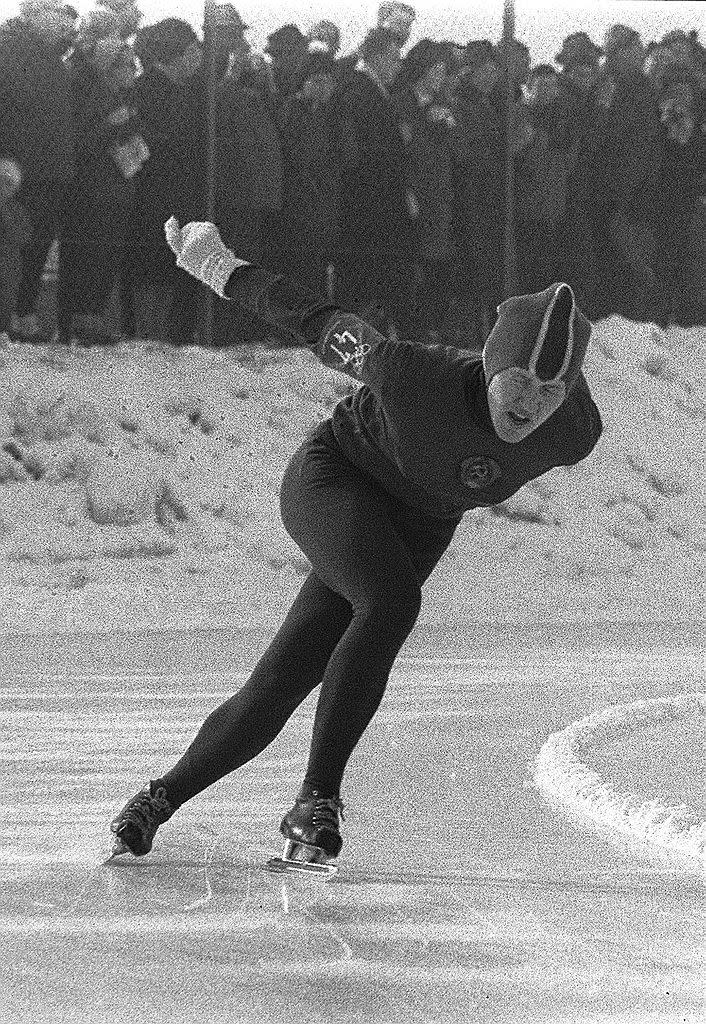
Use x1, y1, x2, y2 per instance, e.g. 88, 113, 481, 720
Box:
533, 692, 706, 872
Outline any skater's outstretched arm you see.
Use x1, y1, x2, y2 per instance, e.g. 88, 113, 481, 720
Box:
164, 217, 415, 385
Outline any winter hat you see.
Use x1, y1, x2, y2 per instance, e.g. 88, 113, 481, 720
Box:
306, 19, 340, 55
555, 31, 603, 69
265, 24, 307, 58
134, 18, 197, 66
603, 24, 642, 55
483, 283, 592, 391
377, 2, 416, 36
462, 39, 498, 72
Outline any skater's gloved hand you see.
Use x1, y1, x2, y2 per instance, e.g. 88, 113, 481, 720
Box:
164, 217, 250, 298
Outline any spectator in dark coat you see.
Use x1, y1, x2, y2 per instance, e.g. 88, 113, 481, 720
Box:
122, 18, 207, 344
329, 27, 416, 336
514, 64, 569, 294
0, 1, 76, 342
211, 25, 284, 345
651, 66, 706, 324
450, 40, 504, 348
596, 24, 665, 321
57, 36, 147, 344
391, 40, 456, 342
267, 51, 339, 296
554, 31, 609, 314
263, 24, 309, 102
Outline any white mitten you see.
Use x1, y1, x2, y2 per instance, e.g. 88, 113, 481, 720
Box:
164, 217, 250, 298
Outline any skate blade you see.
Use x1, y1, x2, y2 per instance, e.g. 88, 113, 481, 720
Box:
265, 856, 338, 878
265, 839, 338, 878
103, 836, 135, 863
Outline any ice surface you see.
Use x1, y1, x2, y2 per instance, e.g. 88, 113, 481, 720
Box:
0, 627, 704, 1024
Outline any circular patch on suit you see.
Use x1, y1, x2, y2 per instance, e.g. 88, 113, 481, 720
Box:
460, 456, 502, 490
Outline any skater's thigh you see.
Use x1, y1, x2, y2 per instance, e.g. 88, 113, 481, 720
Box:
280, 431, 419, 609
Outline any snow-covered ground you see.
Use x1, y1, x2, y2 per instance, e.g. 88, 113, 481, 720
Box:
0, 316, 703, 635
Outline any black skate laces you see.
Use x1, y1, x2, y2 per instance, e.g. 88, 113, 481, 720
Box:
304, 795, 345, 827
122, 787, 174, 831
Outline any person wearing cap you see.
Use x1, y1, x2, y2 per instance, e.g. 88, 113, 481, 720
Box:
263, 24, 309, 100
56, 24, 146, 344
555, 31, 603, 96
391, 39, 456, 343
553, 31, 613, 316
306, 19, 341, 59
328, 26, 415, 338
651, 63, 706, 325
120, 18, 207, 344
0, 0, 77, 343
514, 64, 569, 295
449, 40, 504, 349
108, 215, 602, 869
266, 50, 339, 295
596, 24, 665, 321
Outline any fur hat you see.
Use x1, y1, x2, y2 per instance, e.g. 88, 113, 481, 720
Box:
483, 283, 592, 391
555, 31, 603, 69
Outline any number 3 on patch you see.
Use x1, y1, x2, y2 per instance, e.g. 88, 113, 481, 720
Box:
320, 314, 375, 378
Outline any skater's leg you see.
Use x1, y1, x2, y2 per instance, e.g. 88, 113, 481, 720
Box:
160, 570, 352, 806
279, 429, 457, 797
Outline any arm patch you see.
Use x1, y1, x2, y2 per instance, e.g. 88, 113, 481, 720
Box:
317, 313, 381, 379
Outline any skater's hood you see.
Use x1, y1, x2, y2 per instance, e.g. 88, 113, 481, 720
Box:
482, 283, 591, 389
481, 283, 592, 443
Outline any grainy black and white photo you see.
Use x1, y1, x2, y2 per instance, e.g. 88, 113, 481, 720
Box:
0, 0, 704, 1021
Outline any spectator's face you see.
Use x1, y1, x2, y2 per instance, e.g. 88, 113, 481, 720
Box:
471, 59, 500, 95
226, 36, 251, 78
643, 47, 677, 89
665, 36, 692, 64
565, 62, 598, 93
375, 42, 403, 86
108, 50, 138, 92
420, 61, 448, 98
606, 41, 645, 76
301, 71, 336, 104
527, 72, 559, 106
171, 40, 203, 79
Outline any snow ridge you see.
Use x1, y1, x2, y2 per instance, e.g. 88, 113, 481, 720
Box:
534, 692, 706, 872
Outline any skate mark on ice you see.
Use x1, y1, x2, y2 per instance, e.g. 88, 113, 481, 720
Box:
302, 906, 353, 963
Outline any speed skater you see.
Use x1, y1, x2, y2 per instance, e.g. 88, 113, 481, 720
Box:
109, 218, 603, 873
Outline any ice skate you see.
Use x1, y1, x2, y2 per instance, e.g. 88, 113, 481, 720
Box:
107, 780, 176, 860
266, 789, 345, 878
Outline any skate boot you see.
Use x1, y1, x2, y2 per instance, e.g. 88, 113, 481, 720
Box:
108, 780, 177, 859
266, 788, 345, 878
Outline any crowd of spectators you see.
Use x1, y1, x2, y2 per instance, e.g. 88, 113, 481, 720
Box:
0, 0, 704, 349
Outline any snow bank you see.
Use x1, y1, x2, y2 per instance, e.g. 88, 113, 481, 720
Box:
533, 692, 706, 873
0, 317, 703, 634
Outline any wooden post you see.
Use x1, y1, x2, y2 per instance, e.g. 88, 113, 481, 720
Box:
202, 1, 219, 346
502, 0, 519, 298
